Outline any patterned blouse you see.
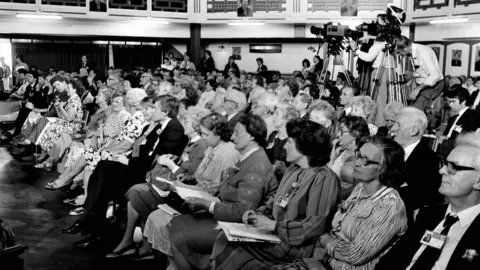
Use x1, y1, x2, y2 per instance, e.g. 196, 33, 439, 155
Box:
324, 183, 408, 270
115, 110, 147, 144
101, 109, 131, 148
194, 141, 240, 195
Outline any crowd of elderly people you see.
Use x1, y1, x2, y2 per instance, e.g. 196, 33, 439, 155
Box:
0, 50, 479, 270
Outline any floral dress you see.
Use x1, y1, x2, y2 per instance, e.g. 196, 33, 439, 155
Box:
64, 110, 131, 183
67, 110, 147, 184
35, 95, 83, 153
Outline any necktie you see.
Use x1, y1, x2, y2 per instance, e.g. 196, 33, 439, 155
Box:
410, 214, 459, 270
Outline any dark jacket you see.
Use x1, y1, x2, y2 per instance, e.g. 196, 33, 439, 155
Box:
443, 108, 480, 141
376, 204, 480, 270
203, 57, 216, 74
399, 139, 443, 223
227, 111, 245, 131
129, 118, 187, 180
223, 62, 240, 77
89, 0, 106, 12
257, 64, 268, 73
78, 60, 96, 71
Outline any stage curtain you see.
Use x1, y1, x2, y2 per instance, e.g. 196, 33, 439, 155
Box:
11, 43, 109, 76
112, 45, 163, 71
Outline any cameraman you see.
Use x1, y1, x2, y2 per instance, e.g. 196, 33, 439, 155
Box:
393, 35, 443, 113
349, 14, 392, 125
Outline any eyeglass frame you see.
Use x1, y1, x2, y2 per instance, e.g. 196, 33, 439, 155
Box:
354, 149, 381, 166
440, 159, 476, 175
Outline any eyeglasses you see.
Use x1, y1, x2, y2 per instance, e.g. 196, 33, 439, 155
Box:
440, 159, 476, 175
354, 150, 380, 166
224, 97, 237, 105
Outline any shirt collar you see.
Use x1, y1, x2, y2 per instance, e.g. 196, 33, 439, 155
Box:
411, 43, 419, 59
446, 203, 480, 228
159, 117, 171, 132
190, 135, 201, 144
456, 107, 469, 119
403, 140, 421, 161
227, 112, 237, 121
240, 147, 259, 162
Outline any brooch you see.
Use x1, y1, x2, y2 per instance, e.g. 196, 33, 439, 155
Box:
462, 249, 479, 262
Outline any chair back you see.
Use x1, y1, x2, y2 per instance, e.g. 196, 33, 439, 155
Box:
81, 109, 90, 129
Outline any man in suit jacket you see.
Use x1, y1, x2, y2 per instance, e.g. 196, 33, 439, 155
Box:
202, 50, 216, 75
376, 132, 480, 270
78, 55, 95, 72
390, 107, 443, 222
90, 0, 107, 12
222, 86, 247, 130
256, 58, 268, 74
439, 86, 480, 157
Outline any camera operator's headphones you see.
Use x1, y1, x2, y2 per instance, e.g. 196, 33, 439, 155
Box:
387, 5, 406, 25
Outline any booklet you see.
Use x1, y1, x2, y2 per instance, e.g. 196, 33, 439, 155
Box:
156, 177, 220, 203
216, 221, 281, 243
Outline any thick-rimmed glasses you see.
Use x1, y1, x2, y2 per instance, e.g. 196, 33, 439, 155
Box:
440, 159, 476, 175
354, 150, 381, 166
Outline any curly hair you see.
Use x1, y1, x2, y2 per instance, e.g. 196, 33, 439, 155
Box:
338, 116, 370, 144
286, 119, 331, 167
357, 136, 405, 188
200, 113, 232, 142
308, 99, 336, 122
179, 106, 211, 133
350, 95, 378, 123
275, 102, 300, 122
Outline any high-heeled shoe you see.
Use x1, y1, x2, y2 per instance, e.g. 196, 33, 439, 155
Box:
58, 220, 84, 234
73, 233, 100, 249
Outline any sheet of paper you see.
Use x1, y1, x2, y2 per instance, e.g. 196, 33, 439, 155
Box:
217, 221, 281, 243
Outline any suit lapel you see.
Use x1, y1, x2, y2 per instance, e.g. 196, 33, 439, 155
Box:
446, 212, 480, 270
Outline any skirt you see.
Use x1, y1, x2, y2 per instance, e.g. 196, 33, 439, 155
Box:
125, 183, 165, 222
143, 207, 176, 256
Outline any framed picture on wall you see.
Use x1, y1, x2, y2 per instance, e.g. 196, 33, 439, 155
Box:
445, 43, 469, 77
237, 0, 253, 17
90, 0, 107, 12
474, 45, 480, 72
232, 47, 241, 60
340, 0, 358, 16
426, 44, 444, 73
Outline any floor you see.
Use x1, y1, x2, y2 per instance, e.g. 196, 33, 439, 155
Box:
0, 146, 163, 270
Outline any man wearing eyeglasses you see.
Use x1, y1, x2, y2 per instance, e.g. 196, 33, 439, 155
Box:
390, 107, 442, 223
222, 87, 246, 130
376, 132, 480, 270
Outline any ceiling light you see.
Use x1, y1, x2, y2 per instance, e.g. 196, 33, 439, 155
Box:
16, 13, 62, 20
228, 21, 265, 26
430, 17, 468, 24
131, 18, 169, 24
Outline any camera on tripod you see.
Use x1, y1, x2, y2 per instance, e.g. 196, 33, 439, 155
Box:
355, 6, 406, 43
310, 23, 363, 41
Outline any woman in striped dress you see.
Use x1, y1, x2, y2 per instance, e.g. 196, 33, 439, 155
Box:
316, 136, 408, 270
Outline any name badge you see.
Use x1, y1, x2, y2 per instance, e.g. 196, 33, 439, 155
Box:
275, 196, 289, 208
266, 141, 275, 149
420, 230, 447, 249
181, 153, 189, 162
453, 125, 463, 133
140, 138, 147, 145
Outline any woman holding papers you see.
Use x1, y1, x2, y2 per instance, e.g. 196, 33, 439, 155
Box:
210, 119, 341, 270
168, 114, 278, 270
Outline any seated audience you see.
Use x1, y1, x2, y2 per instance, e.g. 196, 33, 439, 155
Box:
167, 114, 278, 270
376, 132, 480, 270
292, 92, 313, 120
317, 136, 408, 270
308, 99, 337, 143
211, 119, 340, 269
223, 87, 246, 130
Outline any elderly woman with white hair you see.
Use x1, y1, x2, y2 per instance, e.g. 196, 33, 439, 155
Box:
377, 101, 405, 137
308, 99, 337, 143
46, 89, 148, 207
251, 93, 279, 137
349, 95, 379, 135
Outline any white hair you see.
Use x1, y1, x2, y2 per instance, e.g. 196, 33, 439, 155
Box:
456, 132, 480, 170
383, 101, 405, 118
126, 88, 147, 106
258, 93, 279, 113
398, 107, 428, 135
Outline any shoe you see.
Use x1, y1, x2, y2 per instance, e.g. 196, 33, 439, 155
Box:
58, 220, 84, 234
129, 248, 156, 260
73, 234, 100, 249
105, 243, 138, 258
69, 207, 85, 216
45, 179, 71, 191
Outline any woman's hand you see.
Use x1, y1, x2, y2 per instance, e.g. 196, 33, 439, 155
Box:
242, 210, 256, 225
320, 233, 334, 247
158, 154, 176, 170
184, 197, 210, 212
113, 154, 129, 165
250, 214, 276, 232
